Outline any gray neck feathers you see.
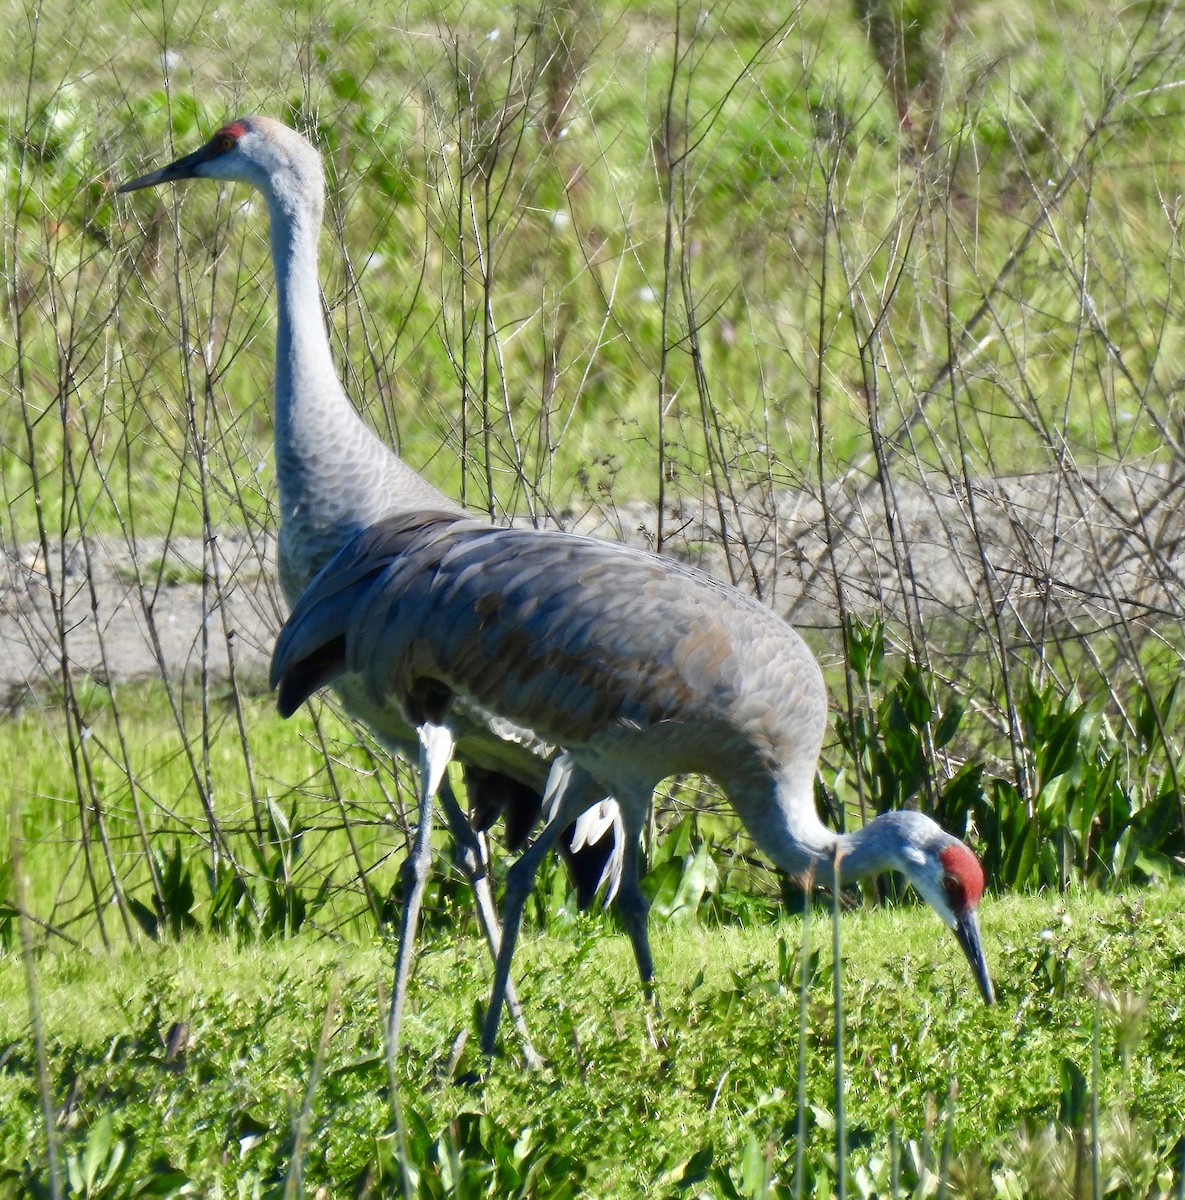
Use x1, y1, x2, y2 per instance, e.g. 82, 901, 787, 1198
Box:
260, 155, 459, 596
755, 769, 916, 889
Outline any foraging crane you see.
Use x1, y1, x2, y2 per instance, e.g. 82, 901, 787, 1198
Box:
117, 116, 618, 1065
270, 509, 997, 1057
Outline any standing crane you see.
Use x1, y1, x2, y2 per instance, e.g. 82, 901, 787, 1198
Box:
270, 509, 996, 1057
117, 116, 619, 1066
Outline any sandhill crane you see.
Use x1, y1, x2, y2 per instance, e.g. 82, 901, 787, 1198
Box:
117, 116, 618, 1065
270, 509, 996, 1057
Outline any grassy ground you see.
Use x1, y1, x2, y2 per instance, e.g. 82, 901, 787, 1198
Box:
0, 678, 413, 943
2, 885, 1184, 1195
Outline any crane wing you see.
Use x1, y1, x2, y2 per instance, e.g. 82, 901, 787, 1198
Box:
270, 510, 466, 717
272, 509, 810, 754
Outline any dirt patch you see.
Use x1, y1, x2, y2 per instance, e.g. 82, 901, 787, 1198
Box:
4, 464, 1182, 704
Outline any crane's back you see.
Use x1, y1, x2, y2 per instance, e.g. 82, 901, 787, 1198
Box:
272, 512, 829, 788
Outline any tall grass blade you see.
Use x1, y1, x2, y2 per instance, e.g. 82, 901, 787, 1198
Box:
939, 1074, 955, 1198
11, 799, 62, 1199
832, 850, 845, 1200
380, 975, 416, 1200
1091, 999, 1102, 1200
793, 869, 812, 1200
284, 975, 340, 1200
889, 1118, 899, 1199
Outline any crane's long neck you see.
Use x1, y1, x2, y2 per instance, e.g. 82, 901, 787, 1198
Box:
270, 198, 339, 438
269, 196, 381, 512
264, 186, 458, 598
832, 820, 904, 884
747, 767, 904, 890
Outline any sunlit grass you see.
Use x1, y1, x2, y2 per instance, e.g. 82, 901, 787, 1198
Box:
1, 886, 1183, 1194
2, 678, 422, 940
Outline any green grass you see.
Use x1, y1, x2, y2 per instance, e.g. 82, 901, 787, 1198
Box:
1, 676, 775, 948
1, 678, 426, 942
4, 671, 1178, 1193
1, 886, 1183, 1195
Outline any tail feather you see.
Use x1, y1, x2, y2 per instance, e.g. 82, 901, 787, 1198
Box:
275, 634, 347, 717
568, 801, 626, 907
464, 765, 543, 851
560, 817, 623, 910
269, 576, 376, 717
272, 509, 469, 715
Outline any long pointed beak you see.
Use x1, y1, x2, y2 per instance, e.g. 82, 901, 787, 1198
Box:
953, 907, 995, 1004
118, 142, 215, 193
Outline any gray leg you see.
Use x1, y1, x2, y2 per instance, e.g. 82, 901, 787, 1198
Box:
436, 776, 543, 1071
480, 756, 596, 1058
387, 724, 454, 1055
617, 826, 664, 1048
615, 829, 654, 991
478, 811, 566, 1057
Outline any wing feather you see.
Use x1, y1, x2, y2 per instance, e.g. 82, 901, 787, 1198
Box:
270, 510, 466, 711
273, 510, 816, 754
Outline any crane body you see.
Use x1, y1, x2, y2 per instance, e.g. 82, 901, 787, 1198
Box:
271, 509, 996, 1057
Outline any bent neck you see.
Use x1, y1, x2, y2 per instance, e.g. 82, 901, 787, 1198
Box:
760, 770, 906, 889
833, 819, 904, 884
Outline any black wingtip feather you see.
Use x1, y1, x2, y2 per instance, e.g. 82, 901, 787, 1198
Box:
464, 767, 543, 850
559, 826, 619, 911
462, 765, 616, 909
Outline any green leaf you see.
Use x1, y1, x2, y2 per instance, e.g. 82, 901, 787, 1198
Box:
132, 1168, 195, 1196
129, 896, 160, 941
66, 1152, 83, 1194
667, 843, 718, 922
267, 796, 291, 841
1001, 821, 1038, 889
738, 1133, 769, 1196
845, 615, 884, 686
677, 1144, 714, 1190
933, 699, 964, 748
1058, 1057, 1088, 1128
83, 1112, 114, 1190
645, 859, 684, 916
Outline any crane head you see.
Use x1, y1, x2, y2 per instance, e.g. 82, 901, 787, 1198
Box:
899, 834, 994, 1005
118, 116, 322, 203
119, 120, 249, 193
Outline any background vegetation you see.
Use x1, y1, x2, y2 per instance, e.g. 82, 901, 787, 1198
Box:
2, 0, 1184, 1193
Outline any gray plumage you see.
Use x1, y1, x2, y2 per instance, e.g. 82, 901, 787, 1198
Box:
271, 509, 996, 1057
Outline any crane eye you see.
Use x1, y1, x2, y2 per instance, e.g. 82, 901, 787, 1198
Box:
217, 133, 236, 152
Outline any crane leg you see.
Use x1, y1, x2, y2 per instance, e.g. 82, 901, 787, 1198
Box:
615, 829, 654, 990
435, 777, 543, 1071
480, 755, 595, 1058
387, 723, 454, 1058
478, 818, 565, 1058
613, 811, 664, 1048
